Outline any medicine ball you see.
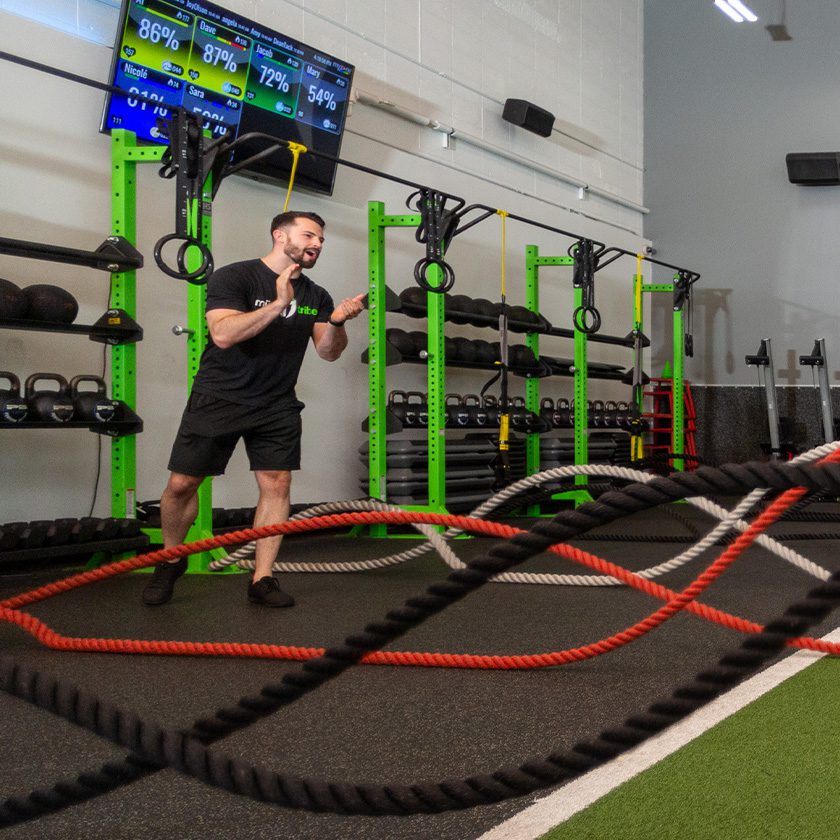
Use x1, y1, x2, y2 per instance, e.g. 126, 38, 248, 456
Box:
0, 278, 27, 320
22, 284, 79, 323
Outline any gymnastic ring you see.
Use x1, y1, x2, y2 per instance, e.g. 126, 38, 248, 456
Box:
413, 256, 455, 293
154, 233, 214, 284
175, 239, 216, 285
572, 304, 601, 334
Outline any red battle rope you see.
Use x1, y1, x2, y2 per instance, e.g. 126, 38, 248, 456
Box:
2, 494, 840, 669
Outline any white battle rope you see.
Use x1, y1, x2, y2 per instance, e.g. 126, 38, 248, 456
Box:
208, 441, 840, 586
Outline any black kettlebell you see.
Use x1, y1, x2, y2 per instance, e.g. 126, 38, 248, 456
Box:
613, 400, 628, 430
388, 390, 409, 425
482, 394, 500, 426
70, 375, 119, 423
0, 371, 28, 422
25, 373, 74, 422
591, 400, 606, 427
462, 394, 487, 426
445, 393, 470, 427
406, 391, 428, 427
554, 397, 572, 427
509, 396, 528, 430
604, 400, 619, 428
540, 396, 555, 428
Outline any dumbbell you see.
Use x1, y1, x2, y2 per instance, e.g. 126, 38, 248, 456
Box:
386, 328, 418, 357
509, 345, 537, 368
462, 394, 488, 426
407, 330, 430, 357
507, 305, 538, 332
68, 517, 100, 544
16, 520, 52, 549
0, 371, 27, 423
45, 518, 78, 547
0, 522, 28, 551
446, 294, 473, 325
25, 373, 74, 422
467, 298, 498, 326
70, 375, 120, 423
399, 286, 427, 313
472, 339, 496, 364
117, 518, 142, 538
452, 337, 478, 363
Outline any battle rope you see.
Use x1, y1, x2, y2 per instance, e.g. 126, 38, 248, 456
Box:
4, 457, 840, 823
2, 513, 840, 666
210, 442, 840, 586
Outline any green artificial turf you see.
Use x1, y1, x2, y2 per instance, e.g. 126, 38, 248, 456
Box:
541, 657, 840, 840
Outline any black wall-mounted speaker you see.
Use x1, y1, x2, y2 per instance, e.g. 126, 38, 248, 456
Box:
502, 99, 555, 138
786, 152, 840, 186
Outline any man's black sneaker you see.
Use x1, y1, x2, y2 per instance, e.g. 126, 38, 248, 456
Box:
142, 557, 188, 606
247, 576, 295, 607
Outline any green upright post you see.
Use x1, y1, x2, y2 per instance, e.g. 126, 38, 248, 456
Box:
425, 266, 446, 513
111, 130, 225, 569
523, 248, 584, 509
366, 201, 389, 536
524, 245, 541, 493
110, 129, 140, 520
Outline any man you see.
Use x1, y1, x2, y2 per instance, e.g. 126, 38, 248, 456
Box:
142, 211, 365, 608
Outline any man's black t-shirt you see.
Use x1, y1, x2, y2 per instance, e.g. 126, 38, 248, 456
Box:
191, 259, 334, 408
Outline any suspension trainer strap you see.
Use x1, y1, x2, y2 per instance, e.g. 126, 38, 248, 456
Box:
495, 209, 511, 487
282, 142, 308, 212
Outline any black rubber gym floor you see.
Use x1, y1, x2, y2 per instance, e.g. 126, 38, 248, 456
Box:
2, 505, 840, 840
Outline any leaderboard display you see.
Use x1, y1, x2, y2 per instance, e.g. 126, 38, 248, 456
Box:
102, 0, 354, 194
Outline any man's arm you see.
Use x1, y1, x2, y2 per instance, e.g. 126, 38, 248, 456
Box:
207, 262, 297, 349
207, 301, 287, 349
313, 293, 366, 361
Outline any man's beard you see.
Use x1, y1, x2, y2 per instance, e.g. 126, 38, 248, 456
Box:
284, 243, 319, 268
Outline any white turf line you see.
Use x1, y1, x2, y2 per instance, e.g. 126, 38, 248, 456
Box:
476, 626, 840, 840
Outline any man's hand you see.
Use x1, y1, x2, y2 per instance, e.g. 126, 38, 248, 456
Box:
275, 263, 301, 311
330, 293, 366, 325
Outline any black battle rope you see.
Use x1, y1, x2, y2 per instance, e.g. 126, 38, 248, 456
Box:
5, 459, 840, 823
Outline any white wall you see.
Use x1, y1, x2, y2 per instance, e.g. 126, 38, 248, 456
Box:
645, 0, 840, 387
0, 0, 647, 521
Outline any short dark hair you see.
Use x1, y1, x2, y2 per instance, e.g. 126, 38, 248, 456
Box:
270, 211, 326, 236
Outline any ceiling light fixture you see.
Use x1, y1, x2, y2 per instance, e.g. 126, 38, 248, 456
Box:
714, 0, 759, 23
714, 0, 744, 22
726, 0, 758, 22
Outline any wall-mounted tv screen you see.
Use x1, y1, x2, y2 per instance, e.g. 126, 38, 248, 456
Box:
101, 0, 355, 195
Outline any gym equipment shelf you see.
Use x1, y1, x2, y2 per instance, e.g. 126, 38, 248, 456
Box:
0, 405, 143, 437
0, 308, 143, 344
365, 203, 694, 522
0, 234, 143, 273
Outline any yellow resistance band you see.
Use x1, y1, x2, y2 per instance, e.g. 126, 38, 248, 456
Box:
282, 142, 308, 212
631, 251, 646, 461
496, 209, 508, 298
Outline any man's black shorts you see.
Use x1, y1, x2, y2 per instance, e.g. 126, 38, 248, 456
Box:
168, 391, 303, 476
